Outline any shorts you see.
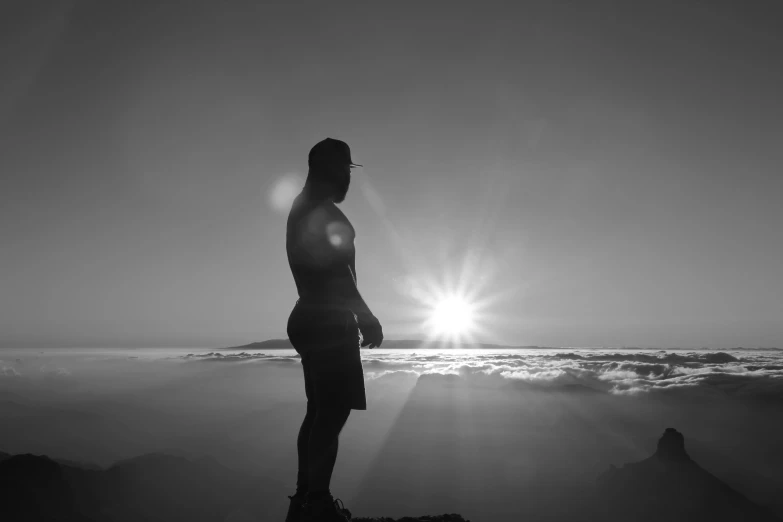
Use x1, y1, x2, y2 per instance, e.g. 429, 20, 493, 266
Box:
287, 301, 367, 411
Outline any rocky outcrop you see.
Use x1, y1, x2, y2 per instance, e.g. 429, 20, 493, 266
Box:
654, 427, 690, 462
595, 428, 781, 521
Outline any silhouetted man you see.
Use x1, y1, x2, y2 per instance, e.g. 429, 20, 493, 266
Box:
285, 138, 383, 522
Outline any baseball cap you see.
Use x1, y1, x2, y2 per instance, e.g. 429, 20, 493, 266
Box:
308, 138, 363, 169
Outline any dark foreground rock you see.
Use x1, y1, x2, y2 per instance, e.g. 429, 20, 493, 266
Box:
353, 517, 469, 522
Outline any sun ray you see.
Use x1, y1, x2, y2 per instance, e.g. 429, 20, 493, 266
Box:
357, 162, 526, 347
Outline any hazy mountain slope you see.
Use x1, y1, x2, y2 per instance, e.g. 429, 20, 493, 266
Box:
0, 451, 286, 522
595, 428, 781, 522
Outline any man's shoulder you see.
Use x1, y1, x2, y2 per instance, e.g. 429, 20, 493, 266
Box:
287, 198, 354, 265
288, 194, 317, 226
288, 192, 309, 215
288, 195, 354, 234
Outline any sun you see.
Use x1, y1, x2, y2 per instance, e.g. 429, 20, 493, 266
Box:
393, 249, 511, 347
426, 294, 477, 341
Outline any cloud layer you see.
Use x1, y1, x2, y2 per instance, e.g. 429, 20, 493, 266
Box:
179, 348, 783, 403
3, 348, 781, 405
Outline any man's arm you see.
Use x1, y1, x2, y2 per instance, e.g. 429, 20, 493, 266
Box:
335, 243, 372, 319
305, 202, 381, 347
335, 236, 382, 348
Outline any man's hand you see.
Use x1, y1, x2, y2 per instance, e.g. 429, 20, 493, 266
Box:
358, 313, 383, 348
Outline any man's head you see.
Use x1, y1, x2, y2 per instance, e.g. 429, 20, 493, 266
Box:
306, 138, 362, 203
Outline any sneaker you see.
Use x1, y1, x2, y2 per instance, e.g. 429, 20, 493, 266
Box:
334, 498, 352, 520
301, 492, 352, 521
285, 493, 307, 522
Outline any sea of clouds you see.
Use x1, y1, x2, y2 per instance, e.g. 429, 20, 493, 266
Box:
1, 346, 782, 521
1, 347, 782, 413
176, 347, 783, 403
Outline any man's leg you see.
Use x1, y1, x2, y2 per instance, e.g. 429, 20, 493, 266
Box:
295, 400, 316, 495
308, 406, 351, 494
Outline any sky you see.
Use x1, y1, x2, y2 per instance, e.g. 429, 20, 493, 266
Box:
1, 1, 782, 348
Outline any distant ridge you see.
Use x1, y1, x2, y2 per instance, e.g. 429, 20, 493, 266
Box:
228, 339, 293, 349
0, 449, 470, 521
222, 339, 542, 350
221, 340, 781, 351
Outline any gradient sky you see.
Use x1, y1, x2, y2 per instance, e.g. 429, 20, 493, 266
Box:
1, 1, 781, 348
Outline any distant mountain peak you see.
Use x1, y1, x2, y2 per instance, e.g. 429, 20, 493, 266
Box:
654, 427, 690, 462
596, 428, 781, 521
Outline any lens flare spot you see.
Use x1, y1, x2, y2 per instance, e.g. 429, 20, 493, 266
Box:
326, 221, 353, 250
268, 174, 303, 213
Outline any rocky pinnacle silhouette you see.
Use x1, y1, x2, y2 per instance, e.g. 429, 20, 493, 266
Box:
654, 427, 690, 462
596, 428, 781, 522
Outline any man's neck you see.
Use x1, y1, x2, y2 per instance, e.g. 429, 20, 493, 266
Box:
303, 181, 337, 203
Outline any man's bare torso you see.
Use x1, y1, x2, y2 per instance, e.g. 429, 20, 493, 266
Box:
286, 193, 357, 309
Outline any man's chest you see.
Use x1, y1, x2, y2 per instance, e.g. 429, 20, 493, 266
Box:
290, 204, 355, 265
